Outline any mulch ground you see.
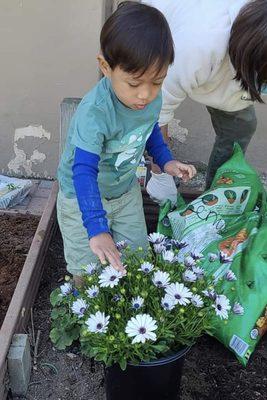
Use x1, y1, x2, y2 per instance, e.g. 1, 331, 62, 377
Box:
11, 228, 267, 400
0, 214, 40, 328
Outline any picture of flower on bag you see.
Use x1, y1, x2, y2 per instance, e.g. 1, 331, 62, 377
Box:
224, 190, 237, 204
202, 194, 219, 206
219, 229, 248, 257
216, 176, 233, 185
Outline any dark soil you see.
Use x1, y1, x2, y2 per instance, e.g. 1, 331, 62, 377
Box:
14, 228, 266, 400
0, 214, 40, 327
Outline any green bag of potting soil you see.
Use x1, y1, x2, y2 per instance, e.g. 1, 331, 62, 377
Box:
157, 144, 267, 365
196, 208, 267, 366
157, 193, 186, 237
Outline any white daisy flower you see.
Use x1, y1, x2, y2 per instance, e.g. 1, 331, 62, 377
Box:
99, 266, 123, 288
85, 263, 98, 275
163, 238, 173, 250
219, 251, 232, 264
148, 232, 165, 244
224, 270, 237, 281
182, 269, 197, 282
202, 288, 217, 300
125, 314, 157, 344
232, 302, 244, 315
171, 239, 188, 250
60, 282, 72, 296
131, 296, 144, 310
162, 250, 176, 263
152, 271, 170, 288
139, 262, 154, 274
161, 294, 175, 311
86, 285, 99, 298
71, 298, 88, 318
116, 240, 128, 251
184, 256, 196, 268
192, 266, 205, 278
190, 251, 204, 261
212, 295, 231, 319
208, 253, 218, 262
165, 283, 192, 306
191, 294, 204, 308
153, 243, 166, 254
85, 311, 110, 333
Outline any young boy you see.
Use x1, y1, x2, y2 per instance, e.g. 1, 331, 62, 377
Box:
57, 1, 196, 282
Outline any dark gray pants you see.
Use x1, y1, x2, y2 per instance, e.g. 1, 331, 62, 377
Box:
206, 105, 257, 188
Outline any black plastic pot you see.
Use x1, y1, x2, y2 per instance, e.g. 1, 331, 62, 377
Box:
105, 346, 190, 400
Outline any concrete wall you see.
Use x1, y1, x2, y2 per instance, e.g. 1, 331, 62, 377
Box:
0, 0, 266, 178
0, 0, 107, 178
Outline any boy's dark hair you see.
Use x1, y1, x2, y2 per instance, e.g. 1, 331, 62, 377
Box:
229, 0, 267, 103
100, 1, 174, 76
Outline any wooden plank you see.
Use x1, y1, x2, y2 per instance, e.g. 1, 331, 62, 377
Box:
0, 182, 58, 399
0, 362, 8, 400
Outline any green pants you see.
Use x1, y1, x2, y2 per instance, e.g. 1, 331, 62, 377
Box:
206, 105, 257, 188
57, 183, 148, 276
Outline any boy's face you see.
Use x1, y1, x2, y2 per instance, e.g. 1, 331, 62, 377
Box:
98, 56, 168, 110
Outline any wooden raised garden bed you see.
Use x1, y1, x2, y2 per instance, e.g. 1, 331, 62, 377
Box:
0, 181, 58, 400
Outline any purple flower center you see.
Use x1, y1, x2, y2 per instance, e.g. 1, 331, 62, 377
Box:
175, 294, 181, 300
156, 281, 163, 287
80, 307, 86, 314
139, 327, 146, 334
217, 304, 222, 311
96, 323, 103, 330
133, 303, 140, 309
110, 276, 116, 281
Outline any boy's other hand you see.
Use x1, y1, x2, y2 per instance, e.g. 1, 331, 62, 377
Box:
89, 233, 126, 273
164, 160, 197, 182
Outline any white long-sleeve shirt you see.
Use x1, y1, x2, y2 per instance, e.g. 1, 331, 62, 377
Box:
142, 0, 252, 126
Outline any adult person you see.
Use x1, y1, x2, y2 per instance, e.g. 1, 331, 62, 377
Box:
143, 0, 267, 196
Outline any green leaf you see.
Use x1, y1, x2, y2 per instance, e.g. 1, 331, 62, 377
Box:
106, 355, 114, 367
51, 308, 66, 320
94, 351, 107, 363
119, 357, 127, 371
50, 289, 62, 306
87, 347, 99, 358
153, 343, 169, 354
49, 324, 80, 350
49, 328, 61, 343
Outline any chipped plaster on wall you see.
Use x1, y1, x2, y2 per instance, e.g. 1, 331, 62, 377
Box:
14, 125, 51, 141
8, 125, 51, 177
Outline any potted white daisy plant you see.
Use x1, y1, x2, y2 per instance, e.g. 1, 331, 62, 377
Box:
50, 232, 232, 400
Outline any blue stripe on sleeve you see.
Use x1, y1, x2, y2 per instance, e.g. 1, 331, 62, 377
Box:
145, 123, 173, 170
72, 147, 110, 238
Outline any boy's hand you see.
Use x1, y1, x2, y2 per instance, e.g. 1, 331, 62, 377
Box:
89, 233, 126, 273
164, 160, 197, 182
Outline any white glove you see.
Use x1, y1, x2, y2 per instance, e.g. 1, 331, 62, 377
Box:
146, 172, 178, 206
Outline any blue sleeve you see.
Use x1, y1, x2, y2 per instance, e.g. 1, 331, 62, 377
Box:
72, 147, 110, 239
145, 123, 173, 170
